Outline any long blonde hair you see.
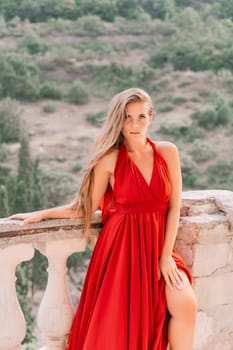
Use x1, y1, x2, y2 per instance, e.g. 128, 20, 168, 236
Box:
73, 87, 153, 235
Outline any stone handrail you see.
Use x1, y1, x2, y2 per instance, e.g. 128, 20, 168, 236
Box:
0, 190, 233, 350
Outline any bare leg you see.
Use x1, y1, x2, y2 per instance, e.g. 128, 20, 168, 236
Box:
166, 271, 197, 350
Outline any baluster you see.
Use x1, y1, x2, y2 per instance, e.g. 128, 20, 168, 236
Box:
0, 244, 34, 350
37, 237, 86, 350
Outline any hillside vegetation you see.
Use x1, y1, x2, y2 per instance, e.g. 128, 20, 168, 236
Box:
0, 0, 232, 211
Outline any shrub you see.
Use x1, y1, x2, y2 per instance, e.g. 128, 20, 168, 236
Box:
18, 0, 78, 22
76, 0, 117, 22
207, 160, 233, 188
190, 94, 201, 102
85, 110, 106, 127
40, 83, 62, 100
18, 32, 48, 55
141, 0, 176, 19
159, 121, 204, 142
157, 103, 173, 113
190, 140, 215, 162
191, 99, 231, 129
154, 78, 171, 91
180, 153, 199, 188
159, 124, 189, 138
0, 143, 9, 161
0, 15, 7, 37
0, 54, 40, 101
71, 162, 83, 173
42, 104, 56, 113
148, 49, 168, 69
76, 15, 105, 37
91, 62, 135, 92
68, 81, 89, 105
0, 98, 22, 143
178, 80, 193, 88
42, 170, 77, 206
172, 95, 188, 105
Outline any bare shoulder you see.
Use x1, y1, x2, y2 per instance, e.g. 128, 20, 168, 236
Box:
95, 148, 119, 174
156, 141, 178, 153
155, 141, 179, 164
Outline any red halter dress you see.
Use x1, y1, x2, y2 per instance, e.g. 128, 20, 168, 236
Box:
65, 138, 192, 350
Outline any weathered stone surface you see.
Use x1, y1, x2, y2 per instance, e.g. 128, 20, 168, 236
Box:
194, 311, 213, 349
188, 203, 218, 216
174, 239, 193, 267
192, 243, 229, 277
195, 272, 233, 309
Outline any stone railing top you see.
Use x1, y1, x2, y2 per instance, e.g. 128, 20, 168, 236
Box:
0, 190, 233, 249
182, 189, 233, 227
0, 212, 102, 249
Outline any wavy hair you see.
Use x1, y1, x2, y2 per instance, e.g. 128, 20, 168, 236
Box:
73, 87, 153, 235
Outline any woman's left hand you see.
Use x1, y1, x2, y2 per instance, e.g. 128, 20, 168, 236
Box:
159, 253, 183, 291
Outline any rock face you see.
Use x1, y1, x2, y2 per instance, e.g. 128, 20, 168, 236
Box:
0, 190, 232, 349
177, 190, 233, 350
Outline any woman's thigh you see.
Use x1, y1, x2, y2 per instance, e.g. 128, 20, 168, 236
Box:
165, 270, 197, 321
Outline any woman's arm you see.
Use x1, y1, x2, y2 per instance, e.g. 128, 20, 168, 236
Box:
157, 141, 183, 290
9, 151, 117, 225
9, 203, 77, 224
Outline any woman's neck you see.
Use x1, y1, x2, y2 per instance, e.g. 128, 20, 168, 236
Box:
123, 136, 148, 153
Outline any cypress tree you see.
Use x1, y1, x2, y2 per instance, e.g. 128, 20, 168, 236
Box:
6, 175, 17, 214
0, 184, 10, 217
13, 180, 31, 213
32, 159, 46, 210
15, 133, 34, 212
18, 133, 34, 186
16, 264, 36, 345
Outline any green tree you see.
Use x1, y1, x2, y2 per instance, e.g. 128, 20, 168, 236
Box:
18, 134, 34, 186
68, 81, 89, 105
0, 98, 22, 143
18, 32, 48, 55
32, 159, 46, 210
0, 54, 40, 101
19, 0, 78, 22
16, 264, 36, 345
75, 0, 118, 21
0, 0, 20, 20
0, 184, 10, 217
117, 0, 140, 18
214, 0, 233, 20
141, 0, 176, 19
14, 180, 31, 212
13, 134, 34, 212
6, 175, 17, 214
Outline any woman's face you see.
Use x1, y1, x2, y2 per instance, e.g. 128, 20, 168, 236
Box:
121, 101, 152, 140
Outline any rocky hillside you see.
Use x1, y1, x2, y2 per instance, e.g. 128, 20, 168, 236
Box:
0, 9, 233, 207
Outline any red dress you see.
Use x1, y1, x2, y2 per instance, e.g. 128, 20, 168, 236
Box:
65, 138, 192, 350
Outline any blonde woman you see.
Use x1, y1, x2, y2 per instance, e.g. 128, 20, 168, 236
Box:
11, 88, 197, 350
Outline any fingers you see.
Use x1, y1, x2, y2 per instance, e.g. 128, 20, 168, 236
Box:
22, 217, 37, 225
8, 214, 24, 220
170, 268, 184, 290
163, 274, 174, 291
22, 214, 43, 225
160, 257, 184, 291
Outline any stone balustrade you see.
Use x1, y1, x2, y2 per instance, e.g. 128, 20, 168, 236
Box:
0, 190, 233, 350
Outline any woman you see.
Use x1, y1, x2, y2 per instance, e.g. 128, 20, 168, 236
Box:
11, 88, 197, 350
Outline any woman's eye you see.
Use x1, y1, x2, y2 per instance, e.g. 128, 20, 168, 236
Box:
139, 115, 146, 118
